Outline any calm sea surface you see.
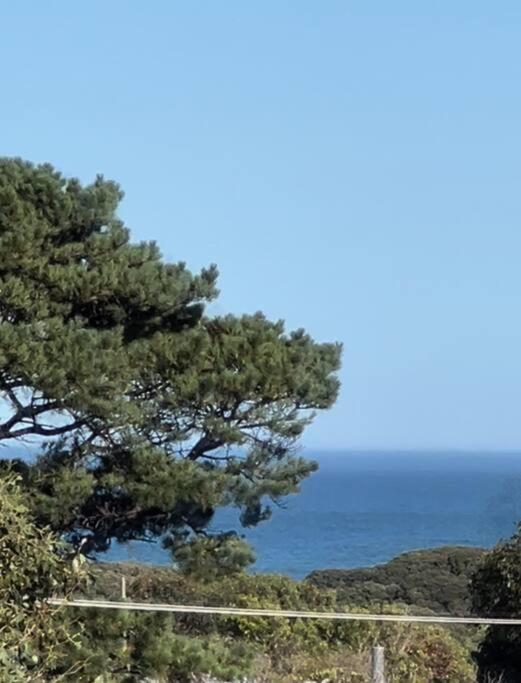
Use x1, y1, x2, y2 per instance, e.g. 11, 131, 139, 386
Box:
110, 450, 521, 578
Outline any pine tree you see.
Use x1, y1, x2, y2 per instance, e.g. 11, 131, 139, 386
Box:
0, 158, 341, 572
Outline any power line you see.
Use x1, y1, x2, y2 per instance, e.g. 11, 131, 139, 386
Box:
49, 598, 521, 626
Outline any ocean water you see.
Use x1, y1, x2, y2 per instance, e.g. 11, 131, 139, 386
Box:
110, 450, 521, 578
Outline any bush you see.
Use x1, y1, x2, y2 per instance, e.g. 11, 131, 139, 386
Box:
0, 472, 85, 681
471, 530, 521, 682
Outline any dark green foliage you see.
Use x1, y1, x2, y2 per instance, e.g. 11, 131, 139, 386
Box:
307, 546, 486, 616
471, 530, 521, 683
56, 609, 254, 683
0, 158, 217, 437
0, 158, 341, 571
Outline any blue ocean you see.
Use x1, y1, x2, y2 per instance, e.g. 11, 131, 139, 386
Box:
111, 450, 521, 578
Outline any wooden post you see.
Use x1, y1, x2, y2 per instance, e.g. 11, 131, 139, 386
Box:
121, 575, 130, 672
371, 645, 385, 683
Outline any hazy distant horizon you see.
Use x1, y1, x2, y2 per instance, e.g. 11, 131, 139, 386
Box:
3, 442, 521, 459
305, 447, 521, 455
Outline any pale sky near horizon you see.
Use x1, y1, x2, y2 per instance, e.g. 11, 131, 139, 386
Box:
2, 2, 521, 450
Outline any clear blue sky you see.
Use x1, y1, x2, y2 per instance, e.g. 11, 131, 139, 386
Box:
2, 2, 521, 450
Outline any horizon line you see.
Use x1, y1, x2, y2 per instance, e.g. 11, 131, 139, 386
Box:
302, 447, 521, 454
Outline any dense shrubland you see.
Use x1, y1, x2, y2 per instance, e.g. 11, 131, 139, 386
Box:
308, 546, 485, 616
55, 561, 475, 682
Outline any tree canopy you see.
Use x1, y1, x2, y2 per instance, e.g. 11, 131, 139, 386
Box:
308, 546, 485, 616
0, 158, 342, 571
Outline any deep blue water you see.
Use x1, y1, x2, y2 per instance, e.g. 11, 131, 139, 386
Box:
110, 450, 521, 578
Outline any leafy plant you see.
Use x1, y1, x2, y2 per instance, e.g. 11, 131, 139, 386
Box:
0, 472, 85, 681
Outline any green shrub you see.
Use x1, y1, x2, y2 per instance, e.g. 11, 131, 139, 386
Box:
471, 529, 521, 682
0, 472, 85, 681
